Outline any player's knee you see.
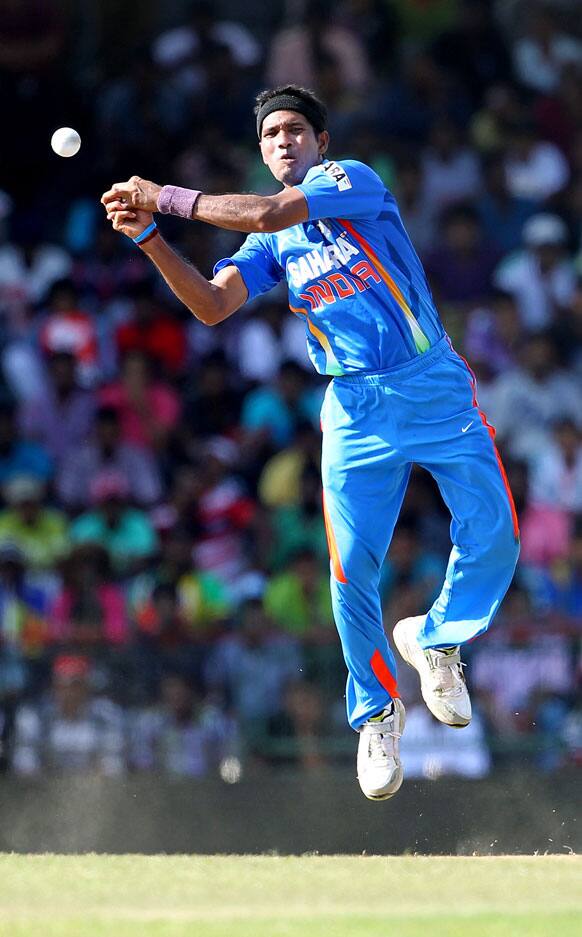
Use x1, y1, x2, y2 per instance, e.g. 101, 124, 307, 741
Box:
500, 531, 520, 575
487, 511, 520, 570
336, 539, 375, 583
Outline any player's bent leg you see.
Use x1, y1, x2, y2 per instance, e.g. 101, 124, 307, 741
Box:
394, 349, 520, 727
419, 510, 520, 651
393, 616, 470, 727
419, 344, 521, 652
396, 477, 519, 728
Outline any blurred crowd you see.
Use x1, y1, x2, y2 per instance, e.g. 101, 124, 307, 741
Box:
0, 0, 580, 782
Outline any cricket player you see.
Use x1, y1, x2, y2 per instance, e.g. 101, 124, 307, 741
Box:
102, 85, 520, 800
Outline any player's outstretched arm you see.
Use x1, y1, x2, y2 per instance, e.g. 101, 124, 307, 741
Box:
101, 177, 307, 233
193, 187, 308, 233
141, 235, 248, 325
107, 207, 247, 326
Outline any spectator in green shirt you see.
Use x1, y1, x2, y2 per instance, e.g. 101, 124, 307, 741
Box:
258, 421, 322, 509
0, 475, 68, 572
268, 464, 329, 571
70, 468, 157, 578
129, 529, 232, 638
263, 548, 334, 641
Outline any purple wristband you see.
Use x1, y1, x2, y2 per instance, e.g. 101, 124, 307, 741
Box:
157, 185, 201, 219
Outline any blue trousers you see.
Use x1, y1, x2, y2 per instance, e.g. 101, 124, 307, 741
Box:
321, 336, 520, 729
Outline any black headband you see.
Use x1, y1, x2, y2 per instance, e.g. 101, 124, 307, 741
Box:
256, 94, 325, 138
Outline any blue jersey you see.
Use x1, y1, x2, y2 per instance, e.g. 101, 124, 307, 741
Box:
214, 159, 445, 376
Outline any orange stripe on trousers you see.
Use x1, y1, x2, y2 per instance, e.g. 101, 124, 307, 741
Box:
322, 492, 348, 584
448, 339, 520, 541
370, 649, 400, 699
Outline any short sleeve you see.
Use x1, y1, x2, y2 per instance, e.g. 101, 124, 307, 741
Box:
295, 159, 385, 222
213, 232, 283, 302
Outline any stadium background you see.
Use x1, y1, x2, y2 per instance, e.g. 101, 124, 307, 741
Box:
0, 0, 580, 850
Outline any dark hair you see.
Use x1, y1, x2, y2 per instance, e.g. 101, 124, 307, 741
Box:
0, 400, 16, 420
440, 201, 480, 229
490, 288, 517, 306
254, 84, 327, 136
47, 277, 78, 305
550, 416, 578, 433
394, 511, 419, 536
278, 358, 308, 380
125, 279, 156, 301
96, 406, 120, 424
201, 349, 228, 369
289, 546, 318, 565
152, 582, 178, 602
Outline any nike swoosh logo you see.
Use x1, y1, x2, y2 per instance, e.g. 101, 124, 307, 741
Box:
461, 421, 474, 433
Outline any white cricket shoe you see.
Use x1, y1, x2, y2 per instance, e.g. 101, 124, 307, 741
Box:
357, 698, 405, 801
393, 615, 472, 728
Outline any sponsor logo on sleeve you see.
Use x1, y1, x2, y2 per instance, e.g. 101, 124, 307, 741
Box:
322, 161, 352, 191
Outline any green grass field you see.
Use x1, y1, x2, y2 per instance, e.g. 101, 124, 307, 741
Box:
0, 854, 579, 937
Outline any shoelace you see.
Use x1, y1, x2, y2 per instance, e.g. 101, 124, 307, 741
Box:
362, 720, 401, 765
426, 649, 467, 697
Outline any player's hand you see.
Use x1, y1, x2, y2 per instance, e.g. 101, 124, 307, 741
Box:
108, 207, 153, 241
101, 176, 162, 212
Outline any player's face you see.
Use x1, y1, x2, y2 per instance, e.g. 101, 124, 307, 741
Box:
260, 110, 329, 187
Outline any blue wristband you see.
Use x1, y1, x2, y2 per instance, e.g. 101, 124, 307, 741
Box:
133, 222, 157, 244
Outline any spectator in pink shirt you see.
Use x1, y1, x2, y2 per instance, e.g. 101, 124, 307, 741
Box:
266, 0, 371, 96
99, 349, 180, 452
19, 350, 96, 465
49, 543, 129, 649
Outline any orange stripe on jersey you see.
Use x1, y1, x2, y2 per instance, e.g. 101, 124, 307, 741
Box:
289, 302, 343, 376
289, 302, 332, 353
339, 219, 430, 353
370, 649, 400, 699
322, 491, 348, 584
341, 219, 409, 310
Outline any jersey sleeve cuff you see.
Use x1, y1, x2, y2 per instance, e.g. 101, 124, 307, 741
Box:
213, 258, 256, 301
295, 184, 317, 222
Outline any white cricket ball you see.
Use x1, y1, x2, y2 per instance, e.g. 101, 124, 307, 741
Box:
51, 127, 81, 158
